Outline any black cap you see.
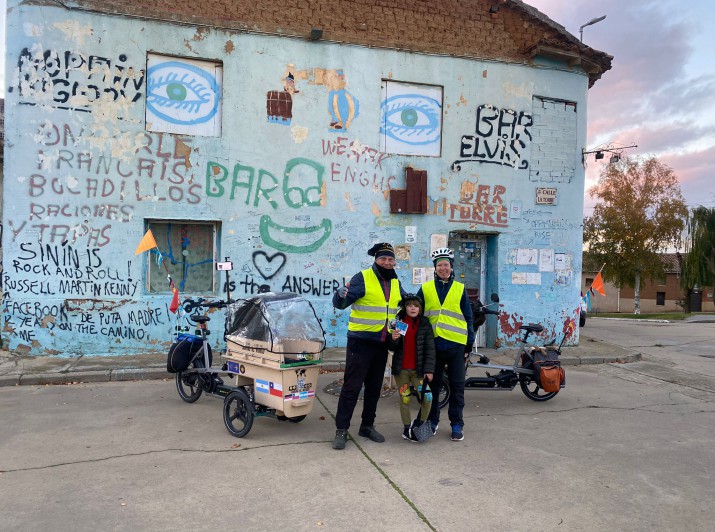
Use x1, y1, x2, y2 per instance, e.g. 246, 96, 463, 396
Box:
367, 242, 395, 259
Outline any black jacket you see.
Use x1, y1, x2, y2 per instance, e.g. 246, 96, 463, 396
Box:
388, 314, 436, 377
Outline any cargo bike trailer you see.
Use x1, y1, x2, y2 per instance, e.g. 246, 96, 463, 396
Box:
171, 292, 326, 438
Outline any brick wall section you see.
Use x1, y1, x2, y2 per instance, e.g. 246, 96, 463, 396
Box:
530, 98, 578, 183
62, 0, 599, 69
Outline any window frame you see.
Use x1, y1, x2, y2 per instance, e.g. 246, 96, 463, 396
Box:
144, 219, 220, 295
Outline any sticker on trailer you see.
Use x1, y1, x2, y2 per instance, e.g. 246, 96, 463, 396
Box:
269, 381, 283, 397
255, 379, 270, 394
227, 361, 240, 373
284, 390, 315, 401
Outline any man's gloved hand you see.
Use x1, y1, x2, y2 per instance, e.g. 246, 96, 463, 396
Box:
337, 286, 348, 298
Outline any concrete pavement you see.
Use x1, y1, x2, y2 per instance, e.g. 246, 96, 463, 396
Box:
0, 329, 641, 387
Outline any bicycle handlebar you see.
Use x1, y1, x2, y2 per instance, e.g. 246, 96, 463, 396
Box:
182, 298, 229, 313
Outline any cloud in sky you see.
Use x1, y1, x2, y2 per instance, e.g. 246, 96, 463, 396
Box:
527, 0, 715, 210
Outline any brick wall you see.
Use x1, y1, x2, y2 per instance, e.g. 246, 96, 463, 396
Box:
68, 0, 565, 63
530, 98, 578, 183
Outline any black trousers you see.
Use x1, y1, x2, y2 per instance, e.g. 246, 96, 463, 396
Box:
427, 344, 466, 427
335, 337, 389, 430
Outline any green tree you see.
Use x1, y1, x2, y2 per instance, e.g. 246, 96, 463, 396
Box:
680, 206, 715, 310
583, 156, 688, 313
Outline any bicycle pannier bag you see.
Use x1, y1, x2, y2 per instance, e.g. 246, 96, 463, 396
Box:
531, 347, 565, 393
167, 333, 212, 373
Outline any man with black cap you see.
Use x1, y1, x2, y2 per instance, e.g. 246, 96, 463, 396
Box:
331, 242, 405, 450
417, 247, 474, 442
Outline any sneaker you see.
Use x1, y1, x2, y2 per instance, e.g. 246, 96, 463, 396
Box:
478, 355, 490, 365
402, 425, 418, 442
332, 429, 348, 450
358, 425, 386, 442
429, 421, 439, 436
451, 424, 464, 441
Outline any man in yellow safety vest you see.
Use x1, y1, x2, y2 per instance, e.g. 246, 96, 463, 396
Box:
331, 242, 405, 450
417, 247, 474, 442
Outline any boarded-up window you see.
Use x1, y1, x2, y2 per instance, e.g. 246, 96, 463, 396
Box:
146, 54, 223, 137
146, 221, 219, 294
380, 80, 443, 157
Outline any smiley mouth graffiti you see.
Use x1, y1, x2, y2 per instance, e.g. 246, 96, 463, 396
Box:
259, 215, 332, 253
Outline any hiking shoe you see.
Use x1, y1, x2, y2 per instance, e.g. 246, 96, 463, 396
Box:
332, 429, 348, 450
358, 425, 385, 442
402, 425, 418, 442
451, 424, 464, 441
429, 421, 439, 436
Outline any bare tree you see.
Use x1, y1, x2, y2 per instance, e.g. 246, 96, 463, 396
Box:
584, 156, 688, 313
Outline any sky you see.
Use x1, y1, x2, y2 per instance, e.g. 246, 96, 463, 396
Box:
1, 0, 714, 214
527, 0, 715, 214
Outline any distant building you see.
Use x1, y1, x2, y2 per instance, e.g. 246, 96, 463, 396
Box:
581, 253, 714, 313
3, 0, 612, 355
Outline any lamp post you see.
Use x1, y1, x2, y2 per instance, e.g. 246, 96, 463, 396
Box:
579, 15, 606, 42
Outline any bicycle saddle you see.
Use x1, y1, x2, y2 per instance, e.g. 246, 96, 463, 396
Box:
520, 323, 543, 333
190, 314, 211, 324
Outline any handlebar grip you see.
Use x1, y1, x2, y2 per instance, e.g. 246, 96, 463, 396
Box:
483, 308, 500, 315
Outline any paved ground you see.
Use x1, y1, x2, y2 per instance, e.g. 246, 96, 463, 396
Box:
1, 318, 714, 531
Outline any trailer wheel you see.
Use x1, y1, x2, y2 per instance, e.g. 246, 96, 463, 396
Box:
223, 389, 254, 437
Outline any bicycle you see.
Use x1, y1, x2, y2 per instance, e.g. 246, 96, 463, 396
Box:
436, 294, 568, 407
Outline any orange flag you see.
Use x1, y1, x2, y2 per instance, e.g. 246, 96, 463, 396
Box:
591, 271, 606, 296
134, 229, 158, 255
169, 286, 180, 314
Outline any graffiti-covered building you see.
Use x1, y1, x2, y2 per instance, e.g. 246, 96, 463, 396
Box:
2, 0, 612, 356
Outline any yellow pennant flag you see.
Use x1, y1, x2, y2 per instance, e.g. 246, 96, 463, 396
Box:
134, 229, 158, 255
591, 271, 606, 296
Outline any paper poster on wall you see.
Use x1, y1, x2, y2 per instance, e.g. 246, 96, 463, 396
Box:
430, 234, 448, 253
516, 248, 538, 265
526, 273, 542, 285
554, 253, 572, 270
405, 226, 417, 244
412, 267, 434, 285
512, 272, 527, 284
394, 245, 410, 261
538, 249, 554, 272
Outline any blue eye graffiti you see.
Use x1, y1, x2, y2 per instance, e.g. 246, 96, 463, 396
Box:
380, 94, 442, 146
146, 61, 220, 125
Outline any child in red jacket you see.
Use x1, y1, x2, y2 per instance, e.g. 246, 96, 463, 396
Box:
388, 294, 436, 441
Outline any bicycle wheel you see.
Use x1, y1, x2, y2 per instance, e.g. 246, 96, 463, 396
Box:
176, 365, 203, 403
223, 389, 254, 437
519, 353, 558, 402
437, 380, 450, 409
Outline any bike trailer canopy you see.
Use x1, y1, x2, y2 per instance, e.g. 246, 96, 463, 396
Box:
224, 292, 326, 355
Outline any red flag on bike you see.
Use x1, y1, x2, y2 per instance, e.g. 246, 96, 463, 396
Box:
169, 286, 180, 313
591, 271, 606, 296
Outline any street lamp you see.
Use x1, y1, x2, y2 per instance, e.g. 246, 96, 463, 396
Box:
579, 15, 606, 42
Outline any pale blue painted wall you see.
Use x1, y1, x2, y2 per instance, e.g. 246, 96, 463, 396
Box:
3, 2, 588, 355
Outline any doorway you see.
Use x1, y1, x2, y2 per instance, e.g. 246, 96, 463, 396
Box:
448, 232, 487, 347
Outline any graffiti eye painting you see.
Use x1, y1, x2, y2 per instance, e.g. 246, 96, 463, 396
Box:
146, 57, 222, 135
380, 82, 443, 156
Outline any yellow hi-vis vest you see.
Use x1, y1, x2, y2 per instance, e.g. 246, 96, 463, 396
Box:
422, 280, 468, 344
348, 268, 400, 333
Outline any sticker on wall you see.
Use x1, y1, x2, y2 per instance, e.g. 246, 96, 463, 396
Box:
510, 200, 522, 219
405, 226, 417, 244
146, 55, 222, 136
381, 81, 443, 156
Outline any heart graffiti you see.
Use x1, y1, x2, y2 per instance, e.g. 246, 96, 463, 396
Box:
252, 251, 287, 280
